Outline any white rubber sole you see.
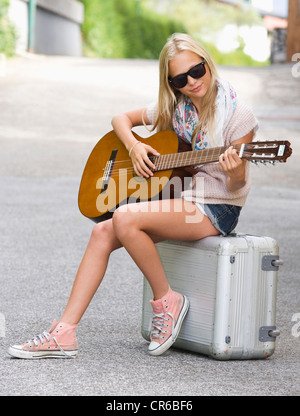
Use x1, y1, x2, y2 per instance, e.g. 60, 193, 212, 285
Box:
7, 345, 78, 359
148, 295, 190, 356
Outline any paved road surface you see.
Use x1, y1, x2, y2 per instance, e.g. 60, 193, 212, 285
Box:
0, 54, 299, 396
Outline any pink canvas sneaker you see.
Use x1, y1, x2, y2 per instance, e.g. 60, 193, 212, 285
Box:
7, 320, 78, 359
148, 287, 189, 356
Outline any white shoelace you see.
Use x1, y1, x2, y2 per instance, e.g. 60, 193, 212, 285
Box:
27, 331, 75, 358
150, 312, 175, 341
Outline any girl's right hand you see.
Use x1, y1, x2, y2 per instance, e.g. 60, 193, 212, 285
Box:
130, 142, 160, 178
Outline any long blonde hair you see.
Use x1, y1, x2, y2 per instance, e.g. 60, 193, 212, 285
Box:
152, 33, 219, 149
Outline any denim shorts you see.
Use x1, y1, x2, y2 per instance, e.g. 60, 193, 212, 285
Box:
195, 203, 242, 236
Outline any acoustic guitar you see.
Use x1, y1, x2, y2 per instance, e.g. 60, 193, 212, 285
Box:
78, 130, 292, 223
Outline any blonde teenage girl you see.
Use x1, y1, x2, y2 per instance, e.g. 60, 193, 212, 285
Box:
8, 33, 258, 359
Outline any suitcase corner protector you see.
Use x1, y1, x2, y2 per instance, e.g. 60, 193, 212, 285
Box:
210, 344, 233, 360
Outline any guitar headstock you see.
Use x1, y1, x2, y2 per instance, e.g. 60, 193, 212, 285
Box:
242, 141, 292, 164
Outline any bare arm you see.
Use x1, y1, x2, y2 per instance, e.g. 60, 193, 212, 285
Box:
111, 108, 160, 178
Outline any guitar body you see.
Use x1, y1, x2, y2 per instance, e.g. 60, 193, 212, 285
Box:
78, 130, 185, 223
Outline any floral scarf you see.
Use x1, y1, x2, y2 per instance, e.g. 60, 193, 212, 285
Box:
172, 78, 237, 150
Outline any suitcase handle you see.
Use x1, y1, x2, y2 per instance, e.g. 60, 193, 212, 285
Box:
262, 255, 283, 271
271, 259, 284, 267
259, 326, 280, 341
268, 329, 280, 338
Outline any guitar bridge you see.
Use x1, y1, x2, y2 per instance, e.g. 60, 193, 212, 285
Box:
101, 149, 118, 193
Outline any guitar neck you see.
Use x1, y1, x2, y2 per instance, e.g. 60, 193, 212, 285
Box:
153, 144, 242, 171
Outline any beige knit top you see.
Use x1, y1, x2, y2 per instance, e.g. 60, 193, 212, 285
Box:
146, 99, 258, 207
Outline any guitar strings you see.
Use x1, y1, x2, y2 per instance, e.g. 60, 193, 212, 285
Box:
103, 142, 282, 178
105, 143, 245, 178
102, 141, 282, 170
107, 143, 243, 167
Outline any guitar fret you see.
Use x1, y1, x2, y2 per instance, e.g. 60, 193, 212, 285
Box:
165, 153, 170, 169
161, 154, 165, 170
157, 155, 161, 171
168, 153, 174, 169
182, 152, 187, 168
160, 154, 165, 170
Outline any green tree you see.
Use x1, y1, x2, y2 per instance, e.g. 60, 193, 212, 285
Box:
77, 0, 186, 59
0, 0, 17, 56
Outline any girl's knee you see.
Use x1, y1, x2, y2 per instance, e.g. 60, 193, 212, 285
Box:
91, 221, 107, 240
90, 220, 117, 249
112, 205, 135, 239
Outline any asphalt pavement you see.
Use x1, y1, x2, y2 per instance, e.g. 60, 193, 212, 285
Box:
0, 53, 299, 396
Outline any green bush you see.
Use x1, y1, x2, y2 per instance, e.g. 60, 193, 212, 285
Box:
0, 0, 17, 56
78, 0, 186, 59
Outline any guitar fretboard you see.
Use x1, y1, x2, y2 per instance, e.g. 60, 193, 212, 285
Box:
152, 144, 242, 172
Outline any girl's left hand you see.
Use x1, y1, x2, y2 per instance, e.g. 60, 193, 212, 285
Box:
219, 146, 246, 191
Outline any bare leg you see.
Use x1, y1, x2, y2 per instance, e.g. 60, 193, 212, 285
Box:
60, 219, 122, 325
112, 199, 220, 300
59, 216, 164, 325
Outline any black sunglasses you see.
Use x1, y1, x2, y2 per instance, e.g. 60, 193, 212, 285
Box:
168, 60, 206, 89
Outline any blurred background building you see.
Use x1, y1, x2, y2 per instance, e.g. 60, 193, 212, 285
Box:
221, 0, 299, 63
216, 0, 290, 63
6, 0, 300, 63
8, 0, 84, 56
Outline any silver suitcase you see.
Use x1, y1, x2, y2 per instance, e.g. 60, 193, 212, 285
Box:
141, 234, 282, 360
